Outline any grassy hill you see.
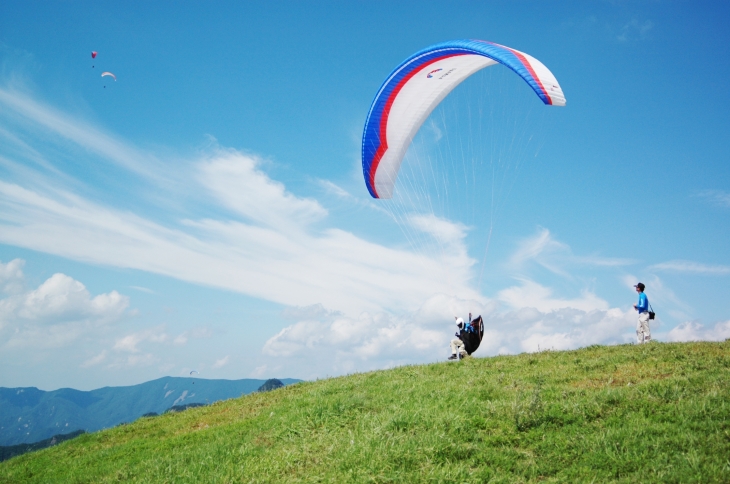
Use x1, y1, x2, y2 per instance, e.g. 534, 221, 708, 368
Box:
1, 341, 728, 483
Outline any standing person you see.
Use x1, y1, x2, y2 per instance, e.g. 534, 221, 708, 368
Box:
633, 282, 652, 344
448, 317, 467, 360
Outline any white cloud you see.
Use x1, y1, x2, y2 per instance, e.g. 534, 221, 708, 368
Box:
0, 176, 481, 315
81, 350, 107, 368
649, 260, 730, 275
497, 279, 609, 313
508, 307, 635, 353
113, 334, 145, 353
0, 258, 25, 294
113, 327, 168, 353
667, 320, 730, 342
261, 294, 490, 378
0, 88, 488, 318
408, 213, 469, 247
107, 352, 159, 369
212, 355, 229, 368
250, 365, 268, 378
281, 303, 339, 321
259, 291, 638, 379
199, 152, 328, 230
0, 268, 129, 347
173, 333, 188, 345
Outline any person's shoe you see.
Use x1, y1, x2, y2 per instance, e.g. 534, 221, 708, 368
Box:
447, 354, 458, 360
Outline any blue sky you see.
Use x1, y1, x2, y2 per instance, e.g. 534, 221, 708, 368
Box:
1, 1, 728, 391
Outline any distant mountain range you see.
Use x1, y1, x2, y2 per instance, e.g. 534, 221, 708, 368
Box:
0, 377, 300, 447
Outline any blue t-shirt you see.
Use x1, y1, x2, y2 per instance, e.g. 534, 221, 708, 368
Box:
636, 293, 648, 313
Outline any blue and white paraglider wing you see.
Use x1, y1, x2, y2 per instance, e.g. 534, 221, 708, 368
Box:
362, 39, 566, 199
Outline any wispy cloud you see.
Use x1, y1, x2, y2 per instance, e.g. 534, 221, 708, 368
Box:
212, 356, 229, 368
649, 260, 730, 275
696, 189, 730, 208
130, 286, 156, 294
81, 350, 108, 368
0, 88, 167, 182
509, 228, 634, 276
0, 89, 481, 316
317, 179, 352, 199
617, 19, 653, 43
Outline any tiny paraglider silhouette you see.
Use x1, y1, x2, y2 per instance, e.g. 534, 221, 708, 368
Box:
91, 51, 97, 68
190, 370, 198, 384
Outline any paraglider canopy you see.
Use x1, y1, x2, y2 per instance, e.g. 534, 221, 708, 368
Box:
362, 39, 566, 199
189, 370, 199, 376
101, 71, 116, 81
91, 51, 97, 59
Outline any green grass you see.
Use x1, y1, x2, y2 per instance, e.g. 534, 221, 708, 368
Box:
2, 341, 729, 483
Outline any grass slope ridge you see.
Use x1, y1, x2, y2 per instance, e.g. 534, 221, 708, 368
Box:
0, 377, 301, 446
1, 342, 728, 483
0, 431, 85, 463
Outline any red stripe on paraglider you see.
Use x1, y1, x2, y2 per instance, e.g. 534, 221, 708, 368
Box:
368, 53, 464, 198
503, 47, 551, 105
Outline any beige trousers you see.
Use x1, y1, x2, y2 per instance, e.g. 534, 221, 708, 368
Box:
637, 312, 651, 344
450, 338, 466, 356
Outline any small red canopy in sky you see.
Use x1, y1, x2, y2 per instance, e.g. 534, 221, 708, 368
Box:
91, 51, 97, 59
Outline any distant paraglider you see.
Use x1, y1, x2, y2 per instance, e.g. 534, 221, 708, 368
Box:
101, 71, 116, 88
89, 53, 118, 89
190, 370, 199, 376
